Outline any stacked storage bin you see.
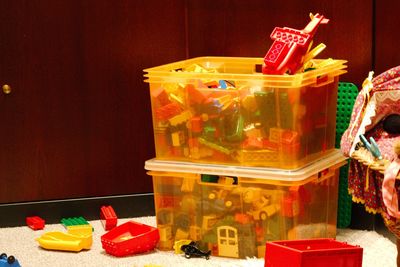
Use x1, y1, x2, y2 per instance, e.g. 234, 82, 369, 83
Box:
143, 56, 347, 258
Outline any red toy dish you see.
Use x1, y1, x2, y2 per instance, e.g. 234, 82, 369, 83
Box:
101, 221, 159, 257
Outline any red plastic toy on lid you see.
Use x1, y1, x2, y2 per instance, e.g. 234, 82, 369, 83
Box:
263, 13, 329, 75
101, 221, 160, 257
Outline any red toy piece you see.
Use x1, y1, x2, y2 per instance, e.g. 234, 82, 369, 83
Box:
26, 216, 45, 230
262, 13, 329, 75
100, 205, 118, 231
265, 238, 363, 267
101, 221, 160, 257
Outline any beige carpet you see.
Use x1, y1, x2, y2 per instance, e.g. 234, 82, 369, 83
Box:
0, 216, 397, 267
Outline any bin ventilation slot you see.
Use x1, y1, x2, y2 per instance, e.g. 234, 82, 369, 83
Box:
254, 64, 263, 73
317, 168, 333, 181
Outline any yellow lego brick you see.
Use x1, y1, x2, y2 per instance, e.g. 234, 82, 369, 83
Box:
169, 110, 192, 126
158, 225, 172, 241
171, 131, 184, 147
241, 95, 258, 112
169, 93, 184, 106
190, 146, 213, 159
257, 245, 266, 258
173, 239, 192, 254
198, 138, 231, 155
244, 124, 264, 138
158, 239, 174, 250
181, 177, 196, 192
218, 176, 235, 185
189, 226, 201, 240
269, 127, 285, 143
236, 150, 279, 163
66, 225, 92, 236
175, 228, 189, 240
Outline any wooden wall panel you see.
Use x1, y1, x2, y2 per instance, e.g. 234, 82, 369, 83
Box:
79, 0, 187, 197
0, 0, 186, 203
375, 0, 400, 75
187, 0, 373, 86
0, 0, 379, 204
0, 1, 88, 202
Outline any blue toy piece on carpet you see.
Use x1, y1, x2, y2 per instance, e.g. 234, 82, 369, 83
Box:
336, 82, 359, 228
0, 253, 21, 267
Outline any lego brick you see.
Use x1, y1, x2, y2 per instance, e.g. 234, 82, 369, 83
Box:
26, 216, 45, 230
100, 205, 118, 231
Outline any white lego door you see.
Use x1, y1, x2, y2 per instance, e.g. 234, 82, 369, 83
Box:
217, 226, 239, 258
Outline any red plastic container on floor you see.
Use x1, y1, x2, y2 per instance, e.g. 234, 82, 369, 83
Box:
265, 238, 362, 267
101, 221, 160, 257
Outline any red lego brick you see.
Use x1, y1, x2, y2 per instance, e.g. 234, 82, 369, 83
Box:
154, 102, 182, 121
189, 116, 203, 133
186, 84, 210, 104
151, 87, 171, 107
100, 205, 118, 231
26, 216, 45, 230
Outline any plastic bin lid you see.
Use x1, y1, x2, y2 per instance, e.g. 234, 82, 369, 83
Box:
145, 149, 347, 182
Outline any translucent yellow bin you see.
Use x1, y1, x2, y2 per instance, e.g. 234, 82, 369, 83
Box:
145, 149, 346, 259
144, 57, 346, 169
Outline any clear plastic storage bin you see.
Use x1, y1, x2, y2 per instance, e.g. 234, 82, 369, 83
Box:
145, 149, 346, 258
144, 57, 346, 169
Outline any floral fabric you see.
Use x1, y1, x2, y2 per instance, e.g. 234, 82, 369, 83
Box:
342, 66, 400, 238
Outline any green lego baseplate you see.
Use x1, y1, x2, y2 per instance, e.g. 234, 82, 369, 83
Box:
335, 82, 359, 228
336, 82, 359, 147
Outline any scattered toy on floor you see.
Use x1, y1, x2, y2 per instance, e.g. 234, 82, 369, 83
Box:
100, 205, 118, 231
101, 220, 160, 257
36, 224, 93, 252
180, 241, 211, 260
0, 253, 21, 267
26, 216, 45, 230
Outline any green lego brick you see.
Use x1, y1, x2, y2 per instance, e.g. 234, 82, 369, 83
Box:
201, 174, 219, 183
335, 82, 358, 228
61, 216, 90, 228
279, 92, 293, 129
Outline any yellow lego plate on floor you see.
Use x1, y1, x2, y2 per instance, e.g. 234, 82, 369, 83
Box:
36, 231, 92, 252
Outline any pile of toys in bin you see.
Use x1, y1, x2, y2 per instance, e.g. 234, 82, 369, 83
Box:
142, 13, 363, 266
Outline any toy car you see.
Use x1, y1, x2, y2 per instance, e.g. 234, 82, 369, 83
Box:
180, 241, 211, 260
0, 253, 21, 267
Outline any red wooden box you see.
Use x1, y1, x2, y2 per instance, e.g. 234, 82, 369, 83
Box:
265, 238, 362, 267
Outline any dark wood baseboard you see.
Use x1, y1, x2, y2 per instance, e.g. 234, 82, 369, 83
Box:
0, 193, 155, 227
